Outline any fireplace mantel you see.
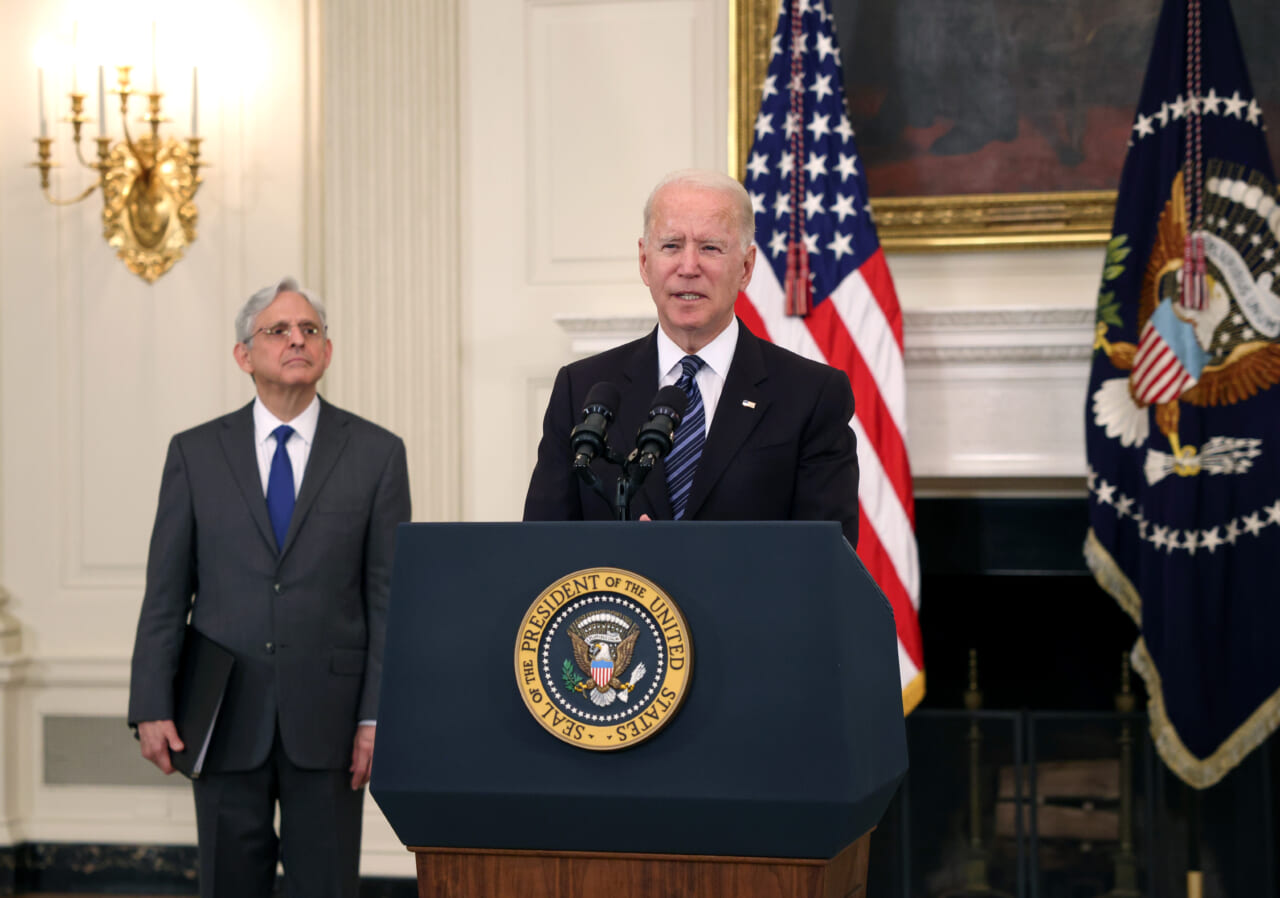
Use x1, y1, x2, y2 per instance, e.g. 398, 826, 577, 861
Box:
555, 307, 1095, 491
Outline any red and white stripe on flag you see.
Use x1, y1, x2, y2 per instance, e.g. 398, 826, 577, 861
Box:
737, 253, 925, 713
738, 0, 923, 713
1132, 320, 1198, 405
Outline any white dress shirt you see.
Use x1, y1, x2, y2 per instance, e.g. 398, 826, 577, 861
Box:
656, 317, 739, 436
252, 395, 321, 497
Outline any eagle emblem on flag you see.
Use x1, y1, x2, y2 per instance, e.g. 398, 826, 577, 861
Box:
1084, 0, 1280, 792
1092, 164, 1280, 484
567, 611, 647, 708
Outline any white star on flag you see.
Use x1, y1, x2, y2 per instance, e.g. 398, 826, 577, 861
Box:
827, 231, 853, 260
836, 152, 859, 180
804, 153, 828, 180
831, 193, 857, 222
810, 74, 834, 103
802, 191, 826, 219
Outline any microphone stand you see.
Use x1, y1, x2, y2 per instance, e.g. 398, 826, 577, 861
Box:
572, 446, 654, 521
615, 451, 656, 521
573, 448, 628, 519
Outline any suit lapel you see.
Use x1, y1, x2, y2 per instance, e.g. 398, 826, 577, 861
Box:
683, 324, 771, 520
615, 330, 674, 521
281, 398, 350, 558
219, 402, 278, 552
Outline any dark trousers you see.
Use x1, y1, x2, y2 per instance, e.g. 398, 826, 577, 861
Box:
192, 733, 364, 898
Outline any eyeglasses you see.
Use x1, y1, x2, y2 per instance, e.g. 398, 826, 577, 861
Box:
247, 323, 327, 343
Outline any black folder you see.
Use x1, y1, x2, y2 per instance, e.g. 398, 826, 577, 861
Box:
170, 626, 234, 779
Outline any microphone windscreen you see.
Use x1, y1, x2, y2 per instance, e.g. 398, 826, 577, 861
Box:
649, 385, 688, 420
583, 382, 622, 418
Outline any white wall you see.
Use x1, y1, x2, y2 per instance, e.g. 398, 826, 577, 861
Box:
1, 0, 313, 850
0, 0, 1104, 879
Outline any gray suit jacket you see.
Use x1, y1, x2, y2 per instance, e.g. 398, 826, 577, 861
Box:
128, 398, 411, 772
523, 323, 859, 547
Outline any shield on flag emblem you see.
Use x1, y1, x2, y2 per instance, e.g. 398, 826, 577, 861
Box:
1130, 298, 1209, 405
591, 658, 613, 689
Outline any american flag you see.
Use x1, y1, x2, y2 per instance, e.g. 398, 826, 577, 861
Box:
735, 0, 923, 711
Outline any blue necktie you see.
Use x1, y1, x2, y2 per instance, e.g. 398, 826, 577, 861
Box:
665, 355, 706, 520
266, 424, 295, 551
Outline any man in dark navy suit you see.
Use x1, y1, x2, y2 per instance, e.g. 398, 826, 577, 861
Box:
523, 169, 858, 547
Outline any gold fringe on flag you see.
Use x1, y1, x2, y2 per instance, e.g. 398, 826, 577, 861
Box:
1086, 528, 1280, 789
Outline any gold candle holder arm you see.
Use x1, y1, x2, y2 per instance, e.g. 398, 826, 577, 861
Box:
29, 136, 98, 206
187, 136, 206, 178
65, 93, 96, 169
114, 66, 143, 165
28, 137, 55, 190
145, 92, 167, 143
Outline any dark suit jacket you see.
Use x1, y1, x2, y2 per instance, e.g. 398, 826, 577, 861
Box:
128, 398, 411, 773
523, 322, 859, 547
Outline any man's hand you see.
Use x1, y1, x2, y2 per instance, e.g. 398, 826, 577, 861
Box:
137, 720, 184, 775
349, 724, 376, 790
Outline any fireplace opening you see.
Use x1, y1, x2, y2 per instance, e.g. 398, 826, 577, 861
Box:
865, 497, 1277, 898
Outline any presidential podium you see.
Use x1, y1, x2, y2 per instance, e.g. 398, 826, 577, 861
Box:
373, 522, 908, 898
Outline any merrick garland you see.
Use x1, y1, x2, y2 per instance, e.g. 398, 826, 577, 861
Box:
128, 277, 411, 898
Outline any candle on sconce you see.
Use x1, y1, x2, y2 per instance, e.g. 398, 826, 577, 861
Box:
191, 67, 198, 136
37, 67, 47, 138
98, 66, 105, 136
71, 22, 78, 93
151, 21, 158, 92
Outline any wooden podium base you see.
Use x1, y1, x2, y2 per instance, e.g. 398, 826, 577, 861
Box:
410, 833, 871, 898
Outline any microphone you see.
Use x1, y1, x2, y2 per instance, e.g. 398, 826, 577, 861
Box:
570, 382, 621, 468
634, 386, 688, 467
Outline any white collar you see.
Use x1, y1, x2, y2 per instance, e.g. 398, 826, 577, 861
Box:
656, 317, 738, 380
252, 395, 321, 446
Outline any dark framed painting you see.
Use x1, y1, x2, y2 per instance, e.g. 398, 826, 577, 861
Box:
731, 0, 1280, 249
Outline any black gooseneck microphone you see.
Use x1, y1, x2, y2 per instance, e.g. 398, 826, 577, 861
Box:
614, 386, 689, 519
570, 382, 622, 468
634, 386, 688, 469
563, 383, 689, 521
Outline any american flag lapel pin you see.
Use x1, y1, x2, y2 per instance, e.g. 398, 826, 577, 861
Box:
742, 399, 757, 409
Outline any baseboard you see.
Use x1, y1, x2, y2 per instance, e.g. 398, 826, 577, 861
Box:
0, 842, 415, 896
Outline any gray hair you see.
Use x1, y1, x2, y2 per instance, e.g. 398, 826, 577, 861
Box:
642, 169, 755, 252
235, 277, 328, 344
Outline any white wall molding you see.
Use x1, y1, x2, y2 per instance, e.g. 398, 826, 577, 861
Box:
903, 307, 1094, 363
555, 314, 655, 356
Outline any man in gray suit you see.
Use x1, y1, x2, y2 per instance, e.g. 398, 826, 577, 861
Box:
128, 277, 411, 898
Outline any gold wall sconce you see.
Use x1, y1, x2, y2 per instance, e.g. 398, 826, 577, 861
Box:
31, 33, 204, 284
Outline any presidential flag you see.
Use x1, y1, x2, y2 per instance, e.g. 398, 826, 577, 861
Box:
736, 0, 923, 712
1085, 0, 1280, 788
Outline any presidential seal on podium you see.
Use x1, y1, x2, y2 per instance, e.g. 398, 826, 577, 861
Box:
514, 567, 693, 750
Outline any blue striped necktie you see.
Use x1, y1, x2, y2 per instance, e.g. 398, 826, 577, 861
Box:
266, 424, 296, 550
665, 355, 706, 520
